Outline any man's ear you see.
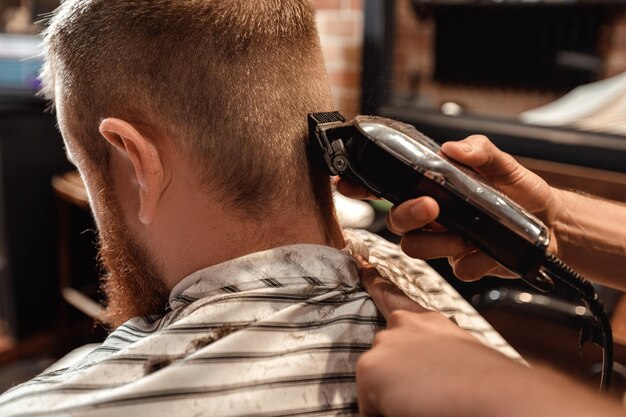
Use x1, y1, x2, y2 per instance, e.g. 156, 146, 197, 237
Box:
99, 118, 165, 225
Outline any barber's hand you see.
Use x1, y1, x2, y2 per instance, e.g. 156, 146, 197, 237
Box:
338, 135, 560, 281
356, 261, 625, 417
356, 259, 526, 417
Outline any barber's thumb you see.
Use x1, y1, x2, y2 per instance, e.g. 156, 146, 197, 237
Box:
356, 256, 428, 321
440, 140, 476, 165
442, 136, 524, 181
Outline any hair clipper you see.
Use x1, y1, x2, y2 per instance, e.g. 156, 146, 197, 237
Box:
308, 111, 553, 292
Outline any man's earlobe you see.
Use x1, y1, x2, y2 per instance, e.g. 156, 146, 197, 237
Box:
99, 118, 165, 225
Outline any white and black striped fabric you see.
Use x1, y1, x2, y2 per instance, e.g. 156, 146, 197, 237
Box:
0, 230, 520, 416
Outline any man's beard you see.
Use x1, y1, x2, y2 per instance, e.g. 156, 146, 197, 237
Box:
93, 180, 169, 328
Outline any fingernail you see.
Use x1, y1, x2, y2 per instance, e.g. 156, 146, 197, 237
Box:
411, 200, 431, 221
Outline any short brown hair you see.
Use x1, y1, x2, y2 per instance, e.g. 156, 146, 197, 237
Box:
41, 0, 333, 214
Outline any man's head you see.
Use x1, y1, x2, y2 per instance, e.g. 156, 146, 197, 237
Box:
42, 0, 339, 326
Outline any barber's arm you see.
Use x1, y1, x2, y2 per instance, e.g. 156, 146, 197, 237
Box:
339, 135, 626, 290
357, 261, 625, 417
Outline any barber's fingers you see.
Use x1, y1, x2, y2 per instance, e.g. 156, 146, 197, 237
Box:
357, 257, 428, 321
449, 250, 518, 281
441, 135, 525, 180
400, 230, 518, 280
386, 196, 439, 235
400, 230, 474, 260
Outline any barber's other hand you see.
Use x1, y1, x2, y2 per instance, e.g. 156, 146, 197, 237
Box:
356, 261, 625, 417
356, 259, 523, 417
337, 135, 560, 281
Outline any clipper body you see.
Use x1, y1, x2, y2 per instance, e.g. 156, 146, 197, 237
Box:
309, 112, 552, 291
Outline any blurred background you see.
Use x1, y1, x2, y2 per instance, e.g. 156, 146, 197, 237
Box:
1, 0, 626, 400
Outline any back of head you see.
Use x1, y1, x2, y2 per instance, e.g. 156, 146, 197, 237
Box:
42, 0, 334, 215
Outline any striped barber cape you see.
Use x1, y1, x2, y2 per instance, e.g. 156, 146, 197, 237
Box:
0, 229, 520, 416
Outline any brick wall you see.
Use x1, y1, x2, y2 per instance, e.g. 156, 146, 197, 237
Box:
313, 0, 364, 118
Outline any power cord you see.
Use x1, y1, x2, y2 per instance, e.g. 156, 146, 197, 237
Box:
542, 254, 613, 391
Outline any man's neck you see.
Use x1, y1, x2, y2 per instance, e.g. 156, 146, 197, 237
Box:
150, 194, 344, 291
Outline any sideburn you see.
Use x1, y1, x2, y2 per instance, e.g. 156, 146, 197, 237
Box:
93, 178, 169, 329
